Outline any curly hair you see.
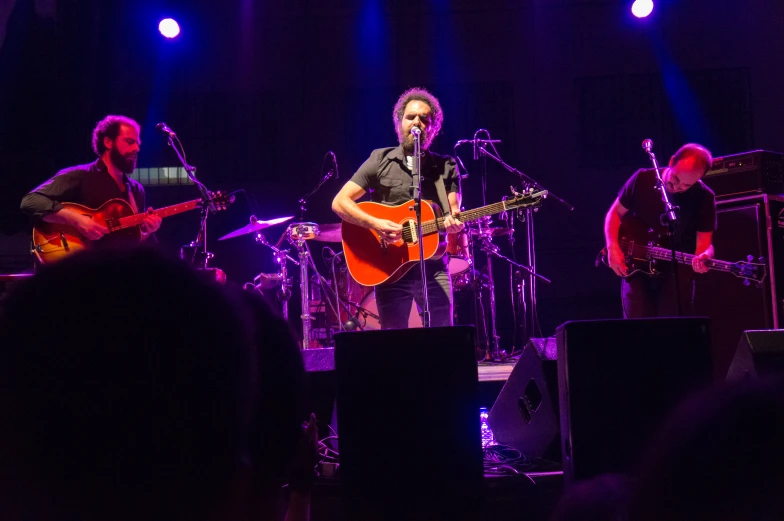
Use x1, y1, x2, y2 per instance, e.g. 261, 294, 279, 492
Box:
392, 87, 444, 149
91, 115, 140, 156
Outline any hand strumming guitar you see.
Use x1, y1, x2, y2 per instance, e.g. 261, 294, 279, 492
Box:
607, 244, 629, 277
75, 214, 108, 240
373, 218, 403, 242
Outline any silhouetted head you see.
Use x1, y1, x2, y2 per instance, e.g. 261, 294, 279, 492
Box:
0, 246, 257, 521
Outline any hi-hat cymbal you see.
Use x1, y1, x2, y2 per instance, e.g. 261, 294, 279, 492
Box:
219, 215, 294, 241
468, 227, 513, 238
312, 223, 343, 242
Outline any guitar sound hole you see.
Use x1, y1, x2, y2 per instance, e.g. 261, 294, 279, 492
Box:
401, 221, 415, 243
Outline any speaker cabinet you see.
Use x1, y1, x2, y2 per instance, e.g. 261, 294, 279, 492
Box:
333, 326, 483, 521
556, 318, 713, 486
727, 329, 784, 380
488, 337, 559, 460
694, 195, 784, 379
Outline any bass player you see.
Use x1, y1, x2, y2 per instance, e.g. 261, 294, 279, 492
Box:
603, 142, 716, 318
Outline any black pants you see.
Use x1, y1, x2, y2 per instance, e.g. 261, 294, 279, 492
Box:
374, 259, 453, 329
621, 266, 696, 318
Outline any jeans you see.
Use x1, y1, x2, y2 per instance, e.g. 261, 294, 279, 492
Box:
621, 265, 696, 318
374, 259, 453, 329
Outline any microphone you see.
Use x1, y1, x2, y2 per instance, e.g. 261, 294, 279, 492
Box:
473, 137, 477, 161
410, 127, 421, 138
642, 139, 653, 153
156, 122, 176, 137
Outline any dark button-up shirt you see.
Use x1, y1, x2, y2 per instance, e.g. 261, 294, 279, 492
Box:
20, 159, 146, 221
350, 146, 458, 209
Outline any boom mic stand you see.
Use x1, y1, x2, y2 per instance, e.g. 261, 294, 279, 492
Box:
642, 138, 682, 316
471, 136, 571, 342
411, 127, 430, 327
158, 123, 217, 269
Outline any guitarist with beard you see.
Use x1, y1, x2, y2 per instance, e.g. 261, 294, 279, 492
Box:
21, 115, 162, 246
603, 143, 716, 318
332, 87, 464, 329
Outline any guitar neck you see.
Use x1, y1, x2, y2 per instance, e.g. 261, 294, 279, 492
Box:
625, 242, 735, 274
420, 200, 510, 235
116, 199, 202, 230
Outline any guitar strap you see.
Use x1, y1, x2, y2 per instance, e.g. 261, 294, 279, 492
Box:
435, 173, 451, 217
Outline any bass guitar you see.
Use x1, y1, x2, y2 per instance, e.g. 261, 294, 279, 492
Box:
598, 214, 766, 283
342, 189, 547, 286
32, 192, 233, 264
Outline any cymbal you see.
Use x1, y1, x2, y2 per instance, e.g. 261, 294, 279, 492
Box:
468, 227, 513, 238
312, 223, 343, 242
218, 215, 294, 241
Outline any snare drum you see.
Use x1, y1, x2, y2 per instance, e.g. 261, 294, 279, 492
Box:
445, 230, 471, 275
287, 222, 320, 241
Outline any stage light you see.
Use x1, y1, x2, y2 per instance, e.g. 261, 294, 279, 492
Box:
158, 18, 180, 38
631, 0, 654, 18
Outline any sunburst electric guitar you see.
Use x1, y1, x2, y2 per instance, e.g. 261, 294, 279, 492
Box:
32, 192, 233, 264
341, 189, 547, 286
598, 214, 767, 284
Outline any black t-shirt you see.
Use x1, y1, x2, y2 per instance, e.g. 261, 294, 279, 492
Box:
618, 168, 716, 253
350, 146, 458, 208
20, 159, 146, 221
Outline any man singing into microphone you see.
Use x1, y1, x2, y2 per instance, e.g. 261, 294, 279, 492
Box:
603, 143, 716, 318
332, 87, 463, 329
21, 115, 162, 246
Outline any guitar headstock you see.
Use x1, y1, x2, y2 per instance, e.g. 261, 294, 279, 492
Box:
207, 191, 236, 212
731, 257, 767, 283
505, 188, 548, 210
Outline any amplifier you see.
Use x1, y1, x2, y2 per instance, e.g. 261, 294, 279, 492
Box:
702, 150, 784, 198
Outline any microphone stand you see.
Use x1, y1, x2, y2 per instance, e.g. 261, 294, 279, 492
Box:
642, 139, 682, 316
297, 151, 338, 220
165, 132, 216, 269
411, 127, 430, 328
474, 144, 571, 341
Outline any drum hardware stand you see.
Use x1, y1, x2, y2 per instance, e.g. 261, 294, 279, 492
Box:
255, 231, 299, 321
473, 140, 572, 342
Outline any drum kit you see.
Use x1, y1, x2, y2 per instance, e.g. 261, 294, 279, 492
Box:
212, 209, 521, 356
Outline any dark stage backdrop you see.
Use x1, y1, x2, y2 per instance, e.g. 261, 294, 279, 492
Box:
1, 0, 782, 341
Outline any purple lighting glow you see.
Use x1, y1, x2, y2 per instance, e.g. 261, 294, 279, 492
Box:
631, 0, 654, 18
158, 18, 180, 38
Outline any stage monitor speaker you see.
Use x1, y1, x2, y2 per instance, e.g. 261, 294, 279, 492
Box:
488, 337, 559, 460
694, 196, 784, 380
727, 329, 784, 381
333, 326, 483, 521
556, 317, 713, 486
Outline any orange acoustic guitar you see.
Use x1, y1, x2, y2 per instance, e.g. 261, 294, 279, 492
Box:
32, 192, 233, 264
342, 189, 547, 286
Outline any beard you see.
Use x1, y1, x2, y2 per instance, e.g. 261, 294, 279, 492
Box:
110, 147, 137, 174
400, 128, 428, 154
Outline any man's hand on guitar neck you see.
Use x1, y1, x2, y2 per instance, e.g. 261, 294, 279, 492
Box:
140, 207, 163, 236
